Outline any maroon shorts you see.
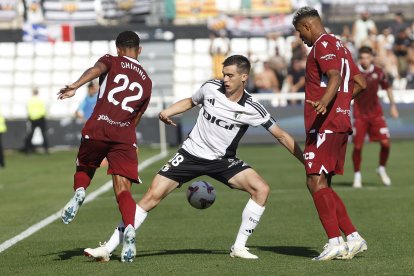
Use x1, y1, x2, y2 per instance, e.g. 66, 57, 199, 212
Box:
353, 117, 389, 144
76, 139, 139, 183
303, 132, 348, 175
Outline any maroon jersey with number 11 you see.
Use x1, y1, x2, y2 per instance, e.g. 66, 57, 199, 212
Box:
304, 34, 360, 134
82, 55, 152, 145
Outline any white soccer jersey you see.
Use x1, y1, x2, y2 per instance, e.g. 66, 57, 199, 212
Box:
182, 79, 275, 160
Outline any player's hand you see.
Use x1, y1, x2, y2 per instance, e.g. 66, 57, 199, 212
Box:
57, 85, 77, 100
159, 111, 177, 126
306, 100, 327, 115
390, 104, 399, 119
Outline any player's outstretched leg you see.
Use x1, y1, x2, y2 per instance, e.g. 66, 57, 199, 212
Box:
61, 187, 86, 224
230, 198, 265, 259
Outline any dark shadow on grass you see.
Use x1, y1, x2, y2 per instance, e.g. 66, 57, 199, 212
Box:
45, 248, 85, 261
334, 181, 377, 187
135, 248, 228, 258
251, 245, 319, 258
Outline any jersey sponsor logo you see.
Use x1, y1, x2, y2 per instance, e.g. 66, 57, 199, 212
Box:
234, 112, 241, 119
321, 41, 328, 48
308, 162, 313, 168
320, 53, 336, 60
372, 73, 378, 79
336, 107, 351, 116
203, 109, 235, 130
207, 98, 215, 106
303, 152, 315, 160
97, 114, 131, 127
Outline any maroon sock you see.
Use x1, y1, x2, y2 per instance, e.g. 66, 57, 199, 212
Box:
352, 147, 362, 172
74, 171, 91, 191
379, 144, 390, 167
312, 188, 341, 238
332, 190, 356, 236
117, 191, 136, 228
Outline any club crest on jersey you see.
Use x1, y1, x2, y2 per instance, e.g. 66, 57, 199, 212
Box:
372, 73, 378, 79
320, 54, 336, 60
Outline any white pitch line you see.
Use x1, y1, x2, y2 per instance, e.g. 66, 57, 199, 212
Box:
0, 150, 168, 253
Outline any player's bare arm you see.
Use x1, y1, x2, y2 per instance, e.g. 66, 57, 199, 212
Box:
57, 62, 108, 100
352, 74, 367, 99
306, 69, 341, 115
386, 87, 399, 119
158, 97, 196, 126
268, 124, 304, 165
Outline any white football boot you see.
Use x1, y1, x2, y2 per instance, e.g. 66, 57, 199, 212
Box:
230, 246, 258, 259
376, 167, 391, 186
312, 242, 348, 261
345, 237, 368, 259
84, 242, 111, 262
121, 225, 136, 263
61, 188, 86, 224
353, 172, 362, 188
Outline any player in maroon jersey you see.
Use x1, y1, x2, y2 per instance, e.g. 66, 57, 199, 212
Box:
293, 7, 368, 261
352, 46, 399, 188
57, 31, 152, 263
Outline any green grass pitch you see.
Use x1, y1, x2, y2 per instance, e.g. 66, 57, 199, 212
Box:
0, 141, 413, 275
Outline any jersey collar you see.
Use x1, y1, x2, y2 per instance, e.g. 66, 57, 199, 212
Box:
123, 56, 141, 66
358, 64, 374, 73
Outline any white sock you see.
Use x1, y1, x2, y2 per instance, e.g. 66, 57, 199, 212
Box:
233, 198, 265, 249
329, 236, 345, 246
354, 171, 361, 179
104, 221, 125, 253
134, 204, 148, 229
378, 166, 386, 173
347, 232, 361, 241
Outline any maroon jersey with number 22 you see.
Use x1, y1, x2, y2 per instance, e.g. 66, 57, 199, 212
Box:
304, 34, 360, 134
82, 55, 152, 145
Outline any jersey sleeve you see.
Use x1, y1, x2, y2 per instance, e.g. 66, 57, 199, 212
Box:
315, 41, 341, 74
379, 69, 390, 90
191, 83, 206, 105
97, 54, 113, 68
245, 98, 272, 127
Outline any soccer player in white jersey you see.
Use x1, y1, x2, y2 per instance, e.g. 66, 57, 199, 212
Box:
84, 55, 304, 262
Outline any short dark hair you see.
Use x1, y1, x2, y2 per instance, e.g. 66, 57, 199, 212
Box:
359, 46, 374, 56
292, 6, 320, 27
222, 55, 250, 74
116, 31, 140, 48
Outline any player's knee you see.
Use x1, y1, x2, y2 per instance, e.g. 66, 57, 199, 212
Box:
380, 139, 390, 148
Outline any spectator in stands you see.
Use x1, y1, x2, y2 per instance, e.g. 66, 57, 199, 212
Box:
375, 27, 399, 85
284, 58, 305, 105
267, 46, 288, 90
291, 31, 308, 61
0, 107, 6, 168
393, 26, 412, 78
254, 61, 280, 94
406, 59, 414, 89
75, 81, 98, 123
209, 30, 230, 79
22, 88, 49, 154
390, 12, 407, 39
351, 11, 377, 49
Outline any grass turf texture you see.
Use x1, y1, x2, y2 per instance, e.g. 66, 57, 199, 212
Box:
0, 141, 413, 275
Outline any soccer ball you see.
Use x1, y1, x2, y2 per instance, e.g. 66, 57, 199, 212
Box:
187, 180, 216, 209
